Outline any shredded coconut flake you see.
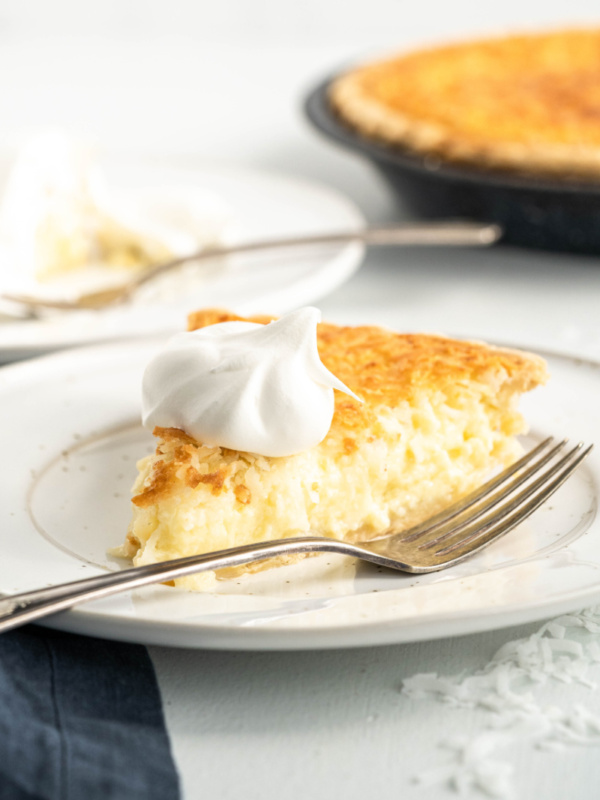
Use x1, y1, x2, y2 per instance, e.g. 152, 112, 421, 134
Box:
402, 606, 600, 797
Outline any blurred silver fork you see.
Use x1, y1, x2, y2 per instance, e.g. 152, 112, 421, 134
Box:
0, 220, 500, 313
0, 437, 591, 633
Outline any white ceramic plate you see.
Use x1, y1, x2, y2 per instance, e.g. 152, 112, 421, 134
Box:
0, 162, 364, 362
1, 340, 599, 650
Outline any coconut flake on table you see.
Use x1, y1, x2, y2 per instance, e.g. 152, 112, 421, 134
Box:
402, 606, 600, 798
0, 129, 233, 303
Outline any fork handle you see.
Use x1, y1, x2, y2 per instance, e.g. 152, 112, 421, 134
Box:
0, 537, 385, 634
132, 221, 502, 288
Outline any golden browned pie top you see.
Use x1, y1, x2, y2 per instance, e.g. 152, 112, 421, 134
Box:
130, 309, 547, 510
329, 29, 600, 178
187, 309, 548, 437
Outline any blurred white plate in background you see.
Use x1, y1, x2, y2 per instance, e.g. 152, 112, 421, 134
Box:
0, 161, 365, 362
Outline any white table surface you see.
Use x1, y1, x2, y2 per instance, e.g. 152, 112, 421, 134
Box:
4, 12, 600, 796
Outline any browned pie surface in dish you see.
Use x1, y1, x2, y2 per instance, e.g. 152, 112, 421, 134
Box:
330, 29, 600, 177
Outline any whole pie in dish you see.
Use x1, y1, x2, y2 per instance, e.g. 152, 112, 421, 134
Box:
329, 29, 600, 179
121, 309, 548, 590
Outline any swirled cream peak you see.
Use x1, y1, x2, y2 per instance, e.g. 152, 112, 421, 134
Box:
141, 307, 360, 457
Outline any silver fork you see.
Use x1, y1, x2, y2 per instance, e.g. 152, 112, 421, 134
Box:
0, 221, 500, 313
0, 437, 591, 634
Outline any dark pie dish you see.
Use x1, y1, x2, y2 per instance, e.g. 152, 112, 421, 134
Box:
305, 29, 600, 257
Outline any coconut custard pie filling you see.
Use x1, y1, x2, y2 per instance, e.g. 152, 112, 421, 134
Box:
119, 308, 548, 590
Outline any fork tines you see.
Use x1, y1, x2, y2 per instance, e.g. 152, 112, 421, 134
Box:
399, 438, 593, 559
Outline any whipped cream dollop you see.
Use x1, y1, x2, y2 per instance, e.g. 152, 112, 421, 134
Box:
142, 307, 360, 457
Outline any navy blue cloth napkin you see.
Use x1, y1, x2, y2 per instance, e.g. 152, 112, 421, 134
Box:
0, 626, 180, 800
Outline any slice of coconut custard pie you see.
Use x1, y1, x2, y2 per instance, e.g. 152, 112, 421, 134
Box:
119, 307, 548, 590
